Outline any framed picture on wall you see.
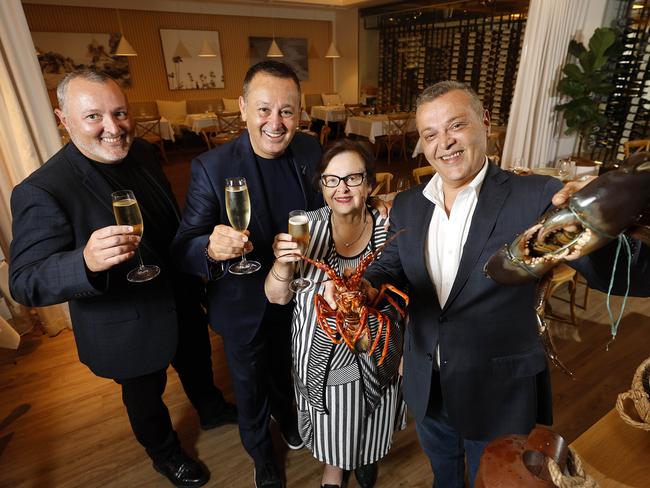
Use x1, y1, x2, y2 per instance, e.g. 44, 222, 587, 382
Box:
31, 32, 132, 89
160, 29, 225, 90
249, 37, 308, 81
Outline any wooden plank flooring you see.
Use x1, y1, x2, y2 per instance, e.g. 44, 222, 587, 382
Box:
1, 144, 648, 487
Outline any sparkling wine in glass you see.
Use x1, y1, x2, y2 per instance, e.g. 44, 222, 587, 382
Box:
111, 190, 160, 283
288, 210, 312, 293
225, 177, 261, 275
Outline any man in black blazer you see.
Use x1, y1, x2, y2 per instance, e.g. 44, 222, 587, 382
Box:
172, 61, 323, 488
9, 70, 235, 487
353, 81, 650, 488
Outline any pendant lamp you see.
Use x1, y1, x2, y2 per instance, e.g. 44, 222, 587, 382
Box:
325, 41, 341, 58
267, 38, 284, 58
198, 39, 217, 57
115, 9, 137, 57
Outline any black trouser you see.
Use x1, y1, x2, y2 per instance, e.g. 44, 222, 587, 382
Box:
116, 368, 178, 464
222, 303, 295, 466
116, 309, 227, 464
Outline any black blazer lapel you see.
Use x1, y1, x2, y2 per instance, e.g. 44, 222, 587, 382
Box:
405, 195, 437, 294
443, 164, 509, 311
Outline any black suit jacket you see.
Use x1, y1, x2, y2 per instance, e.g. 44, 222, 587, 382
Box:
366, 162, 650, 441
9, 140, 190, 380
172, 130, 323, 343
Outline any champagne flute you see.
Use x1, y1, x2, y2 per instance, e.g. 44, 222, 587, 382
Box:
111, 190, 160, 283
395, 177, 411, 193
225, 177, 261, 275
288, 210, 312, 293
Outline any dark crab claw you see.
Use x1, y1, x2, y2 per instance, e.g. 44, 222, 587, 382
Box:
484, 242, 540, 284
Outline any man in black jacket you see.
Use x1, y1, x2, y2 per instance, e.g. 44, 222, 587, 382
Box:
9, 69, 236, 487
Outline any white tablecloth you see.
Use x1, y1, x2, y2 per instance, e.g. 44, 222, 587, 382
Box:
344, 114, 416, 143
184, 113, 219, 134
310, 105, 347, 124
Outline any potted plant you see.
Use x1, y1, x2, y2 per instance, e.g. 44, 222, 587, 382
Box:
555, 27, 622, 158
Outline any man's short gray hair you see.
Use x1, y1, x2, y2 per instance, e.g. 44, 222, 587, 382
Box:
56, 69, 113, 111
416, 80, 484, 117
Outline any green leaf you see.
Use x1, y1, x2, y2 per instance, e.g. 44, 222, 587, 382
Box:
563, 63, 583, 80
589, 28, 616, 58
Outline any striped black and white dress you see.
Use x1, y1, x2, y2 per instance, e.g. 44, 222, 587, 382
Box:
292, 206, 407, 470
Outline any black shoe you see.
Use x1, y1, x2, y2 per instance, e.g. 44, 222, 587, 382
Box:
153, 449, 209, 487
254, 461, 285, 488
271, 414, 304, 450
354, 463, 378, 488
199, 401, 238, 430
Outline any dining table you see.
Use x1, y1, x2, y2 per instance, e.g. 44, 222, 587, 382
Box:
310, 105, 347, 124
344, 113, 416, 143
570, 407, 650, 487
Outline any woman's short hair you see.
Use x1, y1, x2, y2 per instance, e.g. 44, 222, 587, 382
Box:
315, 139, 377, 191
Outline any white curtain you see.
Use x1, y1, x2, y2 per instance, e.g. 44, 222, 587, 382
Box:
501, 0, 591, 169
0, 0, 71, 336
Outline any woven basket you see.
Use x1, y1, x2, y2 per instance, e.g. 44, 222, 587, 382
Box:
615, 356, 650, 431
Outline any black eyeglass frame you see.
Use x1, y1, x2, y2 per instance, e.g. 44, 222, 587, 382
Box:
320, 172, 366, 188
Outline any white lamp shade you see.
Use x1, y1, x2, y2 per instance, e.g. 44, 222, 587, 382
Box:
325, 41, 341, 58
266, 39, 284, 58
198, 39, 217, 57
115, 35, 137, 57
174, 40, 192, 59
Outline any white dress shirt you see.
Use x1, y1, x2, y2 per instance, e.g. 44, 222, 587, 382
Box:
422, 158, 489, 366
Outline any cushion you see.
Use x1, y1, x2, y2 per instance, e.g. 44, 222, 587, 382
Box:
156, 100, 187, 122
223, 98, 240, 112
321, 93, 342, 106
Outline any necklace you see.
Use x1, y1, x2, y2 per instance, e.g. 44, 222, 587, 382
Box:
333, 211, 369, 248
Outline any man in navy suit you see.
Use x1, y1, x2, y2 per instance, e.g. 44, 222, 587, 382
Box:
172, 61, 323, 488
9, 70, 236, 487
337, 81, 649, 488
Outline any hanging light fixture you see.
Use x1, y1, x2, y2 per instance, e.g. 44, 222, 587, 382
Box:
266, 2, 284, 58
198, 39, 217, 57
115, 9, 137, 57
267, 39, 284, 58
325, 41, 341, 58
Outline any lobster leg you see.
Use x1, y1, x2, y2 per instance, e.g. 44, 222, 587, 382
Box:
336, 310, 358, 352
372, 283, 410, 317
313, 295, 344, 345
535, 276, 574, 378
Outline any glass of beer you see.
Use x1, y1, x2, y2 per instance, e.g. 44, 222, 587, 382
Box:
225, 177, 261, 275
288, 209, 312, 293
111, 190, 160, 283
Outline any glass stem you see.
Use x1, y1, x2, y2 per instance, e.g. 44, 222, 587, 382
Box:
136, 248, 145, 269
240, 250, 246, 264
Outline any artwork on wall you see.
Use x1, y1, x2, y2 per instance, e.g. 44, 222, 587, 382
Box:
249, 37, 308, 81
31, 32, 132, 89
160, 29, 224, 90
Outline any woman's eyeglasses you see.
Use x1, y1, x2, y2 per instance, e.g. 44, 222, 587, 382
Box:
320, 173, 366, 188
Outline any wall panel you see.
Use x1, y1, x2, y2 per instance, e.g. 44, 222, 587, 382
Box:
23, 3, 333, 106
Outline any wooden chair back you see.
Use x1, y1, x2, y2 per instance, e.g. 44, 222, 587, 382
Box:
412, 165, 435, 185
623, 139, 649, 158
320, 125, 331, 146
134, 117, 168, 163
217, 112, 242, 134
371, 172, 394, 196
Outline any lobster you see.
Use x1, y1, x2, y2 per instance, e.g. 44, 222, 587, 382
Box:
302, 231, 409, 366
485, 152, 650, 376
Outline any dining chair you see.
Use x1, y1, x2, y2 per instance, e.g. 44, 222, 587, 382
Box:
412, 165, 435, 185
320, 125, 331, 147
135, 117, 168, 163
545, 263, 578, 325
623, 139, 649, 158
375, 113, 411, 166
199, 124, 234, 150
371, 172, 394, 196
486, 129, 506, 164
217, 111, 243, 135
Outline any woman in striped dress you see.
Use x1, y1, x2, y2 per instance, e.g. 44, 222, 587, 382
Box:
265, 140, 406, 488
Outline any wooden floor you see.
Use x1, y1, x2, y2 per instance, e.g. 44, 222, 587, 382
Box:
1, 141, 648, 488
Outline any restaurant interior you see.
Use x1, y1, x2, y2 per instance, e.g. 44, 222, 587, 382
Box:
0, 0, 649, 486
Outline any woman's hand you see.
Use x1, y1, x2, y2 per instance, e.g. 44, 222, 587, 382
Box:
273, 232, 302, 263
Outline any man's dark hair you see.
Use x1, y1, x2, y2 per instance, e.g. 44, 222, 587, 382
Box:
315, 139, 377, 190
57, 69, 114, 111
242, 61, 301, 99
